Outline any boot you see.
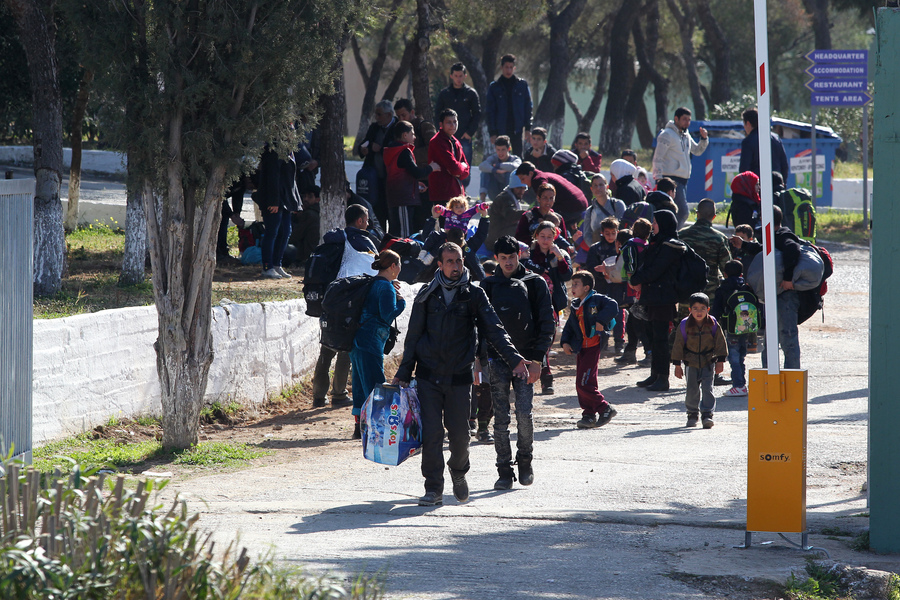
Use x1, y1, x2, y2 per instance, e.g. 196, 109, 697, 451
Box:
541, 374, 554, 395
647, 377, 670, 392
517, 454, 534, 486
636, 374, 658, 387
494, 464, 516, 490
352, 415, 361, 439
615, 349, 637, 364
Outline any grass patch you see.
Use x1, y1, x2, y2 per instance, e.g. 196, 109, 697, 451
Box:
850, 530, 870, 552
785, 560, 846, 600
833, 160, 872, 180
33, 435, 166, 474
172, 441, 270, 466
816, 209, 869, 245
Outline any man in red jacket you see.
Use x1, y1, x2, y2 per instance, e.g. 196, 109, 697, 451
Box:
428, 109, 471, 207
515, 161, 588, 233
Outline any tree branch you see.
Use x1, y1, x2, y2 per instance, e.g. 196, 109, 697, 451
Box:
350, 36, 369, 82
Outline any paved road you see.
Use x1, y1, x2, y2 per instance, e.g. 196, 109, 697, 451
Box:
158, 244, 895, 599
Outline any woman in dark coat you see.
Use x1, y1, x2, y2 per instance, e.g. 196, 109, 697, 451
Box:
629, 210, 686, 392
609, 159, 647, 207
254, 145, 302, 279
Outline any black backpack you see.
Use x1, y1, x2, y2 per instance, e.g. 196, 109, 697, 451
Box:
675, 243, 709, 304
721, 286, 762, 335
621, 201, 655, 228
319, 275, 375, 352
481, 272, 542, 339
303, 234, 346, 317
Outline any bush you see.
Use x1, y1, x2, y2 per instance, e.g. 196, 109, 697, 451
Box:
0, 457, 384, 599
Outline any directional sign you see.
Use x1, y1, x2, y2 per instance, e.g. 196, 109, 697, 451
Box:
805, 78, 868, 92
811, 91, 872, 106
805, 49, 867, 64
806, 63, 867, 78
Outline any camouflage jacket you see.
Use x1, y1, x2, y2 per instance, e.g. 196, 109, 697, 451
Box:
678, 219, 731, 298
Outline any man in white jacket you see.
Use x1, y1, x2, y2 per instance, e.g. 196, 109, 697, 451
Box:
651, 107, 709, 228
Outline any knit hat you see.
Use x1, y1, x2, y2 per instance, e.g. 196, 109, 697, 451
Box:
551, 149, 578, 165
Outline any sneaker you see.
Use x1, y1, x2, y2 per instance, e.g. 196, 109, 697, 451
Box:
702, 413, 715, 429
312, 398, 327, 408
596, 406, 617, 427
724, 386, 748, 397
261, 268, 282, 279
468, 419, 477, 436
476, 429, 494, 444
418, 491, 443, 506
714, 375, 732, 387
275, 266, 292, 278
541, 385, 555, 395
686, 413, 700, 428
451, 475, 469, 503
576, 415, 598, 429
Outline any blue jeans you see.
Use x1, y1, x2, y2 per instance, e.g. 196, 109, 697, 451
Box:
489, 358, 534, 467
261, 209, 292, 270
760, 290, 801, 370
350, 348, 385, 416
459, 137, 473, 187
727, 333, 749, 388
685, 363, 716, 415
672, 178, 689, 228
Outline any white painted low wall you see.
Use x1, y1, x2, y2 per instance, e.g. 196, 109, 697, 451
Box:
33, 284, 419, 444
0, 146, 127, 177
831, 179, 873, 210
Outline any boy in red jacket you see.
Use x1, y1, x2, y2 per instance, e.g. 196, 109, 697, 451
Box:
428, 109, 471, 207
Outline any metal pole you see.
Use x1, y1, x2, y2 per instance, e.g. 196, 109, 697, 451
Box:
863, 103, 869, 227
811, 107, 817, 206
754, 0, 780, 376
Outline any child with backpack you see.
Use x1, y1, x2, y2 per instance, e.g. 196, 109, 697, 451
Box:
561, 271, 620, 429
711, 260, 761, 397
616, 218, 653, 365
584, 216, 627, 354
671, 292, 728, 429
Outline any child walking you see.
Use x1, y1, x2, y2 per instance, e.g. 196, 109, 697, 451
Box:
711, 260, 760, 397
671, 293, 728, 429
561, 271, 619, 429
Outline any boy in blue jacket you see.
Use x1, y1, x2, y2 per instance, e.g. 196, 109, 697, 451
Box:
561, 271, 619, 429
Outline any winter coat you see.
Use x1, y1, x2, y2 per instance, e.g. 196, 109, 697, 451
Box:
356, 118, 397, 178
434, 84, 482, 139
630, 212, 685, 307
254, 147, 301, 212
671, 315, 728, 369
395, 280, 524, 386
323, 226, 378, 254
515, 207, 570, 250
651, 120, 709, 179
384, 142, 431, 208
740, 128, 789, 181
427, 131, 470, 205
480, 263, 555, 362
528, 169, 589, 229
354, 277, 407, 356
574, 197, 626, 264
560, 291, 619, 354
486, 75, 533, 135
524, 144, 558, 173
527, 246, 573, 312
612, 174, 647, 207
486, 188, 526, 253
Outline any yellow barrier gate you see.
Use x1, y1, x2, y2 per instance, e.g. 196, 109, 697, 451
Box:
742, 368, 808, 548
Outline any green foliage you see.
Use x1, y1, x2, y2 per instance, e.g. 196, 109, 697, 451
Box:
785, 560, 844, 600
0, 458, 384, 599
172, 442, 270, 467
850, 530, 870, 552
32, 437, 165, 473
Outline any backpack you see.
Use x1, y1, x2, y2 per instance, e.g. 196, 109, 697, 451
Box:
319, 275, 375, 352
721, 286, 761, 335
481, 272, 543, 340
675, 243, 709, 304
678, 316, 720, 361
778, 188, 817, 243
621, 201, 655, 228
303, 235, 346, 317
560, 166, 595, 200
796, 242, 834, 325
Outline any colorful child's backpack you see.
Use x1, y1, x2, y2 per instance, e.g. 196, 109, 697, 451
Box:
722, 286, 761, 335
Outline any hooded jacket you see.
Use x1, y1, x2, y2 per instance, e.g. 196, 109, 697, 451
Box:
629, 210, 686, 307
560, 291, 619, 354
480, 263, 555, 362
651, 120, 709, 180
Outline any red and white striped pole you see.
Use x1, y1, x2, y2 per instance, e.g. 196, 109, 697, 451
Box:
754, 0, 780, 375
705, 160, 713, 191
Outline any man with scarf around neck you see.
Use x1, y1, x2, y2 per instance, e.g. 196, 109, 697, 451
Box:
393, 242, 532, 506
629, 210, 687, 392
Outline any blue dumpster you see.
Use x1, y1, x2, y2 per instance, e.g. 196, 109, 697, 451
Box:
673, 118, 842, 207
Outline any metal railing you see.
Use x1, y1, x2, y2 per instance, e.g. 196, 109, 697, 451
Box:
0, 178, 34, 463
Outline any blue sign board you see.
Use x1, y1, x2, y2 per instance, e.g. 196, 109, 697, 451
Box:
806, 63, 867, 78
805, 49, 867, 63
805, 78, 868, 92
811, 91, 872, 106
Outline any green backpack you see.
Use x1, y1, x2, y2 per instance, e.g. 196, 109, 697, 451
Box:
778, 188, 817, 243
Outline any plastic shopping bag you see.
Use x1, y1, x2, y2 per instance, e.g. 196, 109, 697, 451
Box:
360, 384, 422, 466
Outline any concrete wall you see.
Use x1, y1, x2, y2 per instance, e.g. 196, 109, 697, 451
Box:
33, 284, 419, 444
0, 146, 127, 177
830, 179, 873, 211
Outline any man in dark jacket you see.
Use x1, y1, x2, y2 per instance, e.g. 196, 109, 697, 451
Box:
254, 145, 302, 279
524, 127, 557, 174
515, 161, 588, 233
481, 236, 554, 490
739, 108, 789, 181
629, 210, 686, 392
486, 55, 533, 157
356, 100, 397, 226
393, 242, 530, 507
434, 64, 481, 186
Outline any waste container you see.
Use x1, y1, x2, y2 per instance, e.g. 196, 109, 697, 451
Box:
671, 118, 842, 207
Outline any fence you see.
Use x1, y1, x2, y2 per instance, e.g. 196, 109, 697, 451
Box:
0, 178, 34, 463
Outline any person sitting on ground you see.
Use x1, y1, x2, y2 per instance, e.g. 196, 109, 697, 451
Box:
671, 292, 727, 429
572, 132, 602, 173
432, 196, 488, 232
515, 182, 571, 251
523, 127, 557, 173
485, 174, 527, 253
478, 135, 522, 201
561, 271, 619, 429
515, 161, 588, 234
573, 174, 625, 265
609, 158, 647, 207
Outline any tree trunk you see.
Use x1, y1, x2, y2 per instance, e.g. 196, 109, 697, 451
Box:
120, 156, 146, 286
665, 0, 705, 120
383, 37, 416, 101
533, 0, 588, 148
623, 0, 661, 151
411, 0, 445, 124
352, 0, 404, 149
66, 69, 94, 233
695, 0, 730, 107
599, 0, 641, 154
7, 0, 65, 297
564, 21, 611, 136
320, 33, 350, 238
802, 0, 831, 50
